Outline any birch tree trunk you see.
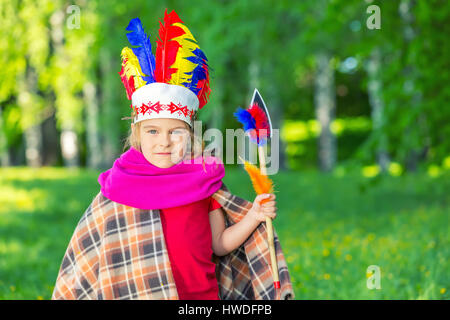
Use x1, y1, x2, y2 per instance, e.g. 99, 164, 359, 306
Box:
18, 65, 43, 167
84, 82, 102, 169
314, 51, 336, 172
399, 0, 427, 171
51, 9, 79, 167
366, 47, 390, 172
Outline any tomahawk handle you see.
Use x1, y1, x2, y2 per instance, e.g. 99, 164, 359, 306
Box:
258, 145, 280, 290
266, 216, 280, 288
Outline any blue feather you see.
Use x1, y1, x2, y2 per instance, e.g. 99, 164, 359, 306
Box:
234, 108, 269, 145
184, 48, 208, 94
233, 108, 256, 131
125, 18, 156, 84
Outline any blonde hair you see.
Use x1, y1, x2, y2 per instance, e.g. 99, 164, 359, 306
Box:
122, 110, 205, 163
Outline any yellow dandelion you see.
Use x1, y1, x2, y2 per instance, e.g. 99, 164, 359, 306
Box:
362, 165, 380, 178
366, 272, 373, 278
323, 273, 330, 280
427, 165, 441, 177
345, 254, 352, 261
443, 156, 450, 169
37, 296, 44, 300
322, 249, 330, 257
440, 288, 446, 294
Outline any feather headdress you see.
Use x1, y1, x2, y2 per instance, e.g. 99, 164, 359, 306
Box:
118, 10, 211, 126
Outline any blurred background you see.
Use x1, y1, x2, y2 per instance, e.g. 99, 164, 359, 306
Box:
0, 0, 448, 299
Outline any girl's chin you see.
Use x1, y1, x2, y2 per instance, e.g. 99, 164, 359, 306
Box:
149, 157, 183, 168
150, 160, 173, 168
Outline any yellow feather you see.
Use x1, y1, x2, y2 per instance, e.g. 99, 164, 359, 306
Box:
121, 47, 147, 89
168, 22, 199, 86
242, 160, 275, 196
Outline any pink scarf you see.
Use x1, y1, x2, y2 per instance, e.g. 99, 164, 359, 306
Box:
98, 146, 225, 210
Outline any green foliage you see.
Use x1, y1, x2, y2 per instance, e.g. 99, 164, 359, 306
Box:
0, 0, 449, 169
0, 167, 448, 299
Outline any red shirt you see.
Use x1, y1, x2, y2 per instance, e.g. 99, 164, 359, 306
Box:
160, 196, 223, 300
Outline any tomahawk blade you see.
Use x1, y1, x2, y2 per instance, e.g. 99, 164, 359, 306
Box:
250, 88, 273, 138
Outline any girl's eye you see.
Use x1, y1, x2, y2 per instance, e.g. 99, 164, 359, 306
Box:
146, 129, 185, 135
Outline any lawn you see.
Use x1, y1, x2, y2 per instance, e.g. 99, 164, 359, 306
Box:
0, 166, 448, 299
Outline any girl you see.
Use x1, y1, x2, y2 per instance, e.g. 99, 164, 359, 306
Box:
51, 10, 294, 300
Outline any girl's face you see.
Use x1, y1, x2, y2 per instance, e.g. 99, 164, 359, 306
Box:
132, 118, 191, 168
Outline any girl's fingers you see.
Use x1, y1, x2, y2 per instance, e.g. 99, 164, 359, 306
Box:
261, 200, 276, 207
261, 204, 276, 211
262, 206, 276, 212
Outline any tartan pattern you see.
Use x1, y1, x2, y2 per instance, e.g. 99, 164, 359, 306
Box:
52, 183, 294, 300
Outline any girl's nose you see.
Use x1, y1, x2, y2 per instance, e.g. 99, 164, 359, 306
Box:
158, 132, 171, 146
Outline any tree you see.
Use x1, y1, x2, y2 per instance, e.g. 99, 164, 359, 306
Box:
287, 0, 366, 171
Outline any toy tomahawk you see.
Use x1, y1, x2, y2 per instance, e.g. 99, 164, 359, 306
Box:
234, 88, 280, 290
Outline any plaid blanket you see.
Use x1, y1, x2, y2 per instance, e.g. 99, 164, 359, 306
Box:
51, 183, 295, 300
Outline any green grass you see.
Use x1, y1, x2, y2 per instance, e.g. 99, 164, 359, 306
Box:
0, 167, 449, 299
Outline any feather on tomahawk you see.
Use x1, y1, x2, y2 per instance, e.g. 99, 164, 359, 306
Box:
238, 156, 280, 291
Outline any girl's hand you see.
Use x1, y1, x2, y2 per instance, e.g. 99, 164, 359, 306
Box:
248, 193, 277, 222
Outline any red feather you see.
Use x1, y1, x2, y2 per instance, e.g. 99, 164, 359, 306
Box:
155, 9, 185, 83
248, 102, 271, 142
196, 66, 211, 109
119, 64, 136, 101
